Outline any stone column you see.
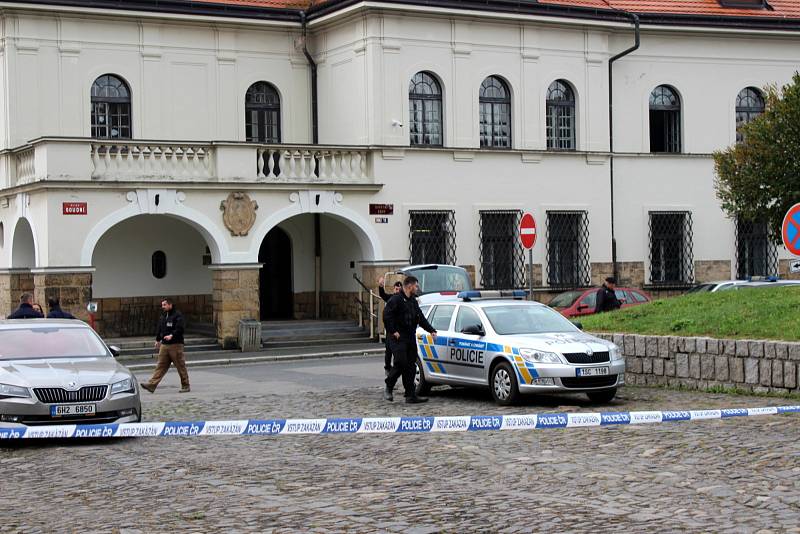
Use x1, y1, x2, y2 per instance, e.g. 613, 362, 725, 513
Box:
0, 269, 35, 317
31, 268, 94, 321
210, 264, 261, 349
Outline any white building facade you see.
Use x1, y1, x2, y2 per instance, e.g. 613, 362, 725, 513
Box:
0, 0, 797, 344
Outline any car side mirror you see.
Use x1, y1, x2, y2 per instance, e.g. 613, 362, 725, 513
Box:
461, 324, 485, 336
572, 321, 584, 331
109, 345, 120, 357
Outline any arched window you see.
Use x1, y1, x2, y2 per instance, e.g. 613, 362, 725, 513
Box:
546, 80, 576, 150
91, 74, 132, 139
649, 85, 681, 153
479, 76, 511, 149
152, 251, 167, 279
245, 82, 281, 143
736, 87, 765, 143
409, 72, 443, 146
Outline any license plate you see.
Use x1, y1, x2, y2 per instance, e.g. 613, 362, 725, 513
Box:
576, 367, 609, 377
50, 404, 96, 417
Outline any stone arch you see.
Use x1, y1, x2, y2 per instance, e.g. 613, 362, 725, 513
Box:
10, 217, 37, 268
80, 189, 229, 267
249, 190, 383, 263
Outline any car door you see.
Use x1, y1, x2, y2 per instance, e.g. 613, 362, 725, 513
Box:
574, 290, 598, 316
445, 304, 488, 383
419, 304, 456, 379
615, 289, 630, 308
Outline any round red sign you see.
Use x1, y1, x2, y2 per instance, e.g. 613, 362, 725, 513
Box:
519, 212, 537, 250
782, 203, 800, 257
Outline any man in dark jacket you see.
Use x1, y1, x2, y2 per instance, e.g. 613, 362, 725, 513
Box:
595, 277, 622, 313
383, 275, 437, 403
8, 293, 43, 319
140, 298, 190, 393
46, 298, 76, 319
378, 276, 403, 377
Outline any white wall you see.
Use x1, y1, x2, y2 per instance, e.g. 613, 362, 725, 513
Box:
1, 11, 311, 149
321, 216, 362, 292
92, 215, 212, 297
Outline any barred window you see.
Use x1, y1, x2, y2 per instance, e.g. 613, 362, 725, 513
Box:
409, 72, 443, 146
479, 211, 525, 289
479, 76, 511, 149
735, 87, 765, 143
246, 82, 281, 143
649, 211, 693, 285
546, 80, 576, 150
736, 218, 777, 279
649, 85, 681, 153
546, 211, 590, 288
91, 74, 132, 139
409, 210, 456, 265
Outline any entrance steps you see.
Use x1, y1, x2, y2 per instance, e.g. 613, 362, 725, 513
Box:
261, 319, 374, 349
105, 334, 223, 358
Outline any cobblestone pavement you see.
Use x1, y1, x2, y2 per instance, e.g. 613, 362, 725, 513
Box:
2, 365, 799, 533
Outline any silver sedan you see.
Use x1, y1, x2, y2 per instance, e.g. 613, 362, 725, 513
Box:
0, 319, 141, 426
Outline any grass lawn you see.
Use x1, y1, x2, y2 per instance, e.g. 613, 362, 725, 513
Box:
580, 286, 800, 341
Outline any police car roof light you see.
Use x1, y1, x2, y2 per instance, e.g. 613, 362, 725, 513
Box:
457, 290, 528, 301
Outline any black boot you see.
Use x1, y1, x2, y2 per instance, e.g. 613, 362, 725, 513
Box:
405, 396, 428, 404
383, 386, 394, 402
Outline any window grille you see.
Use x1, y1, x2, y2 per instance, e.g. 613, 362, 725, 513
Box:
736, 218, 777, 279
409, 210, 456, 265
479, 211, 525, 289
546, 80, 576, 150
479, 76, 511, 149
91, 74, 132, 140
546, 211, 590, 289
649, 85, 681, 153
649, 211, 694, 285
409, 72, 443, 146
735, 87, 765, 143
245, 82, 281, 143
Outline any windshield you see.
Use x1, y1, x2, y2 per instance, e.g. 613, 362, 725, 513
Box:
687, 284, 714, 294
403, 266, 472, 294
0, 327, 109, 360
483, 305, 578, 335
548, 291, 584, 308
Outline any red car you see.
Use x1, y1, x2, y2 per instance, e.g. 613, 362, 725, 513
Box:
549, 287, 651, 318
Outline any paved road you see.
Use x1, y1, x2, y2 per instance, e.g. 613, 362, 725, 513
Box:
2, 356, 799, 533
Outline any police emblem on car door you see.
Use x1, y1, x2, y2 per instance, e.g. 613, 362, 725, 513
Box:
446, 305, 487, 382
418, 304, 456, 377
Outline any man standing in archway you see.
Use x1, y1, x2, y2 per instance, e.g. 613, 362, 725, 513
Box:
383, 276, 437, 403
140, 298, 190, 393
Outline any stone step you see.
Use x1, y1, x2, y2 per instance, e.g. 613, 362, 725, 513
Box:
262, 336, 374, 349
262, 330, 369, 343
116, 343, 223, 357
105, 335, 218, 350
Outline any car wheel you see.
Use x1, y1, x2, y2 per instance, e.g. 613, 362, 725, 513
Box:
586, 388, 617, 404
415, 358, 431, 396
490, 361, 519, 406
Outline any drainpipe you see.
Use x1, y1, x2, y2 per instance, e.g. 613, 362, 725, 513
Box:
300, 11, 318, 144
301, 11, 321, 316
608, 12, 639, 282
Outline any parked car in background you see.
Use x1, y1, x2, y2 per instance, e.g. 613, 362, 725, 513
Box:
688, 278, 800, 293
549, 287, 651, 318
385, 264, 474, 305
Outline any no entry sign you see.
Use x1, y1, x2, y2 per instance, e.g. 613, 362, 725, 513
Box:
782, 203, 800, 256
519, 212, 537, 250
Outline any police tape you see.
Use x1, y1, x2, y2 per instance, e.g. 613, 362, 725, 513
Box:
1, 405, 798, 440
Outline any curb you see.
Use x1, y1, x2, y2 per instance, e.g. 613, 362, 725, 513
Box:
125, 348, 385, 371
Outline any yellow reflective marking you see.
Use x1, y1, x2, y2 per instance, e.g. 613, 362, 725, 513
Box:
517, 363, 533, 384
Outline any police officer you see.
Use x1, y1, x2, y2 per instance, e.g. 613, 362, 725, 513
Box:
377, 276, 403, 377
595, 276, 622, 313
7, 293, 43, 319
383, 275, 436, 403
140, 298, 190, 393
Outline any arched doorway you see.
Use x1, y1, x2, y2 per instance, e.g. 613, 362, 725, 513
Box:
259, 227, 293, 320
91, 214, 214, 337
11, 218, 36, 268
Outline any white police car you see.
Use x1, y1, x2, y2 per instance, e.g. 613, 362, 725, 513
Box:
415, 291, 625, 405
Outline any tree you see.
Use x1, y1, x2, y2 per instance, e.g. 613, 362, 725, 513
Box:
714, 72, 800, 242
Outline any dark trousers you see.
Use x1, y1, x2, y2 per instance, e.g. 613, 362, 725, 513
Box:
384, 337, 392, 371
385, 338, 417, 398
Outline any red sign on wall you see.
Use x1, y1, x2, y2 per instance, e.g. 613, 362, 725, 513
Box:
63, 202, 87, 215
369, 204, 394, 215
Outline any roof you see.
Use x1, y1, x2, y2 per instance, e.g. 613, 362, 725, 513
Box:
194, 0, 800, 19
